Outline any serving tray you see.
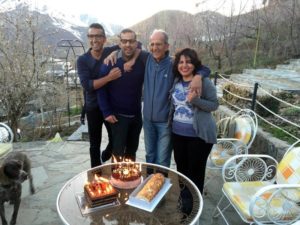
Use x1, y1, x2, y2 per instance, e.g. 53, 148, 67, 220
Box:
126, 175, 172, 212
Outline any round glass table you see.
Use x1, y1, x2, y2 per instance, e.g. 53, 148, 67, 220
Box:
56, 162, 203, 225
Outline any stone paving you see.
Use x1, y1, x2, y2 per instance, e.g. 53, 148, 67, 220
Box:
3, 124, 245, 225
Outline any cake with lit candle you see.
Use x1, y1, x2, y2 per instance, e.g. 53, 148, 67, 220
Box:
84, 175, 118, 207
110, 162, 142, 189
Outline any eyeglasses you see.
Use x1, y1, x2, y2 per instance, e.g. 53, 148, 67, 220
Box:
87, 34, 105, 40
120, 39, 136, 45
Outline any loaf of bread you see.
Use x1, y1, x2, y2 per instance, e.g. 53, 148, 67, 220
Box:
136, 173, 165, 202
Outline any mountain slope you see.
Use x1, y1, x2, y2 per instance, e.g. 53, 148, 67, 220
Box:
131, 10, 227, 52
0, 0, 122, 38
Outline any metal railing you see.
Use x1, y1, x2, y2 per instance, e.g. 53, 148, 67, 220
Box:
214, 72, 300, 142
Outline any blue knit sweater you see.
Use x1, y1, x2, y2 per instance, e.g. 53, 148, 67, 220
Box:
77, 46, 119, 111
97, 54, 145, 118
143, 53, 211, 122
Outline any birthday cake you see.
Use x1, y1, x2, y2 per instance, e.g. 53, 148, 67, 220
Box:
84, 176, 118, 207
110, 163, 142, 189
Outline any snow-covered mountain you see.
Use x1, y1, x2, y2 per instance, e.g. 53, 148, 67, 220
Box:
0, 0, 123, 39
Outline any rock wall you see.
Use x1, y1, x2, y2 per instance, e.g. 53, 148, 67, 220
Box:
215, 105, 290, 161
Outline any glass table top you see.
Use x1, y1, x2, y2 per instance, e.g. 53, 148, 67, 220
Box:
57, 162, 203, 225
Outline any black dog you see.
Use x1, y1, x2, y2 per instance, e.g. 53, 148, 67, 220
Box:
0, 152, 35, 225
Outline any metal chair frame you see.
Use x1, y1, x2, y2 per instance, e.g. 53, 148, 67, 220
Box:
213, 140, 300, 225
0, 122, 14, 143
0, 122, 14, 159
205, 109, 258, 187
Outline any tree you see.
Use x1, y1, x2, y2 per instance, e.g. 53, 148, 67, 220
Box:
0, 7, 62, 139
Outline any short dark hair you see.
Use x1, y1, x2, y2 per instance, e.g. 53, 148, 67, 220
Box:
119, 28, 136, 40
173, 48, 202, 79
89, 23, 106, 36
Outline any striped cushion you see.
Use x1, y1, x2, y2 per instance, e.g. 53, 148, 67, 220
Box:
223, 181, 300, 221
223, 181, 271, 220
277, 147, 300, 184
233, 117, 252, 145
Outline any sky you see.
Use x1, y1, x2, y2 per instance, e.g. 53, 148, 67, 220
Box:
31, 0, 265, 27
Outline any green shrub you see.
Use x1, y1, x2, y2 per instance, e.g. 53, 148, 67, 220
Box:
275, 91, 294, 100
259, 119, 296, 144
70, 107, 81, 116
281, 107, 300, 116
64, 106, 82, 117
256, 95, 280, 117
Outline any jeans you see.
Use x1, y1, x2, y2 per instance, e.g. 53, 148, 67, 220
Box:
110, 113, 143, 161
86, 107, 113, 167
143, 118, 172, 167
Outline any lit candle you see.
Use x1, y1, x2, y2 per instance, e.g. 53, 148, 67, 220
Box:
123, 169, 129, 175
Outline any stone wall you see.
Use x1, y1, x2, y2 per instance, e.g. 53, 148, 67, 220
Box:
215, 105, 290, 161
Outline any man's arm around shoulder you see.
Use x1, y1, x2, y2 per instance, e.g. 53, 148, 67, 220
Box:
190, 65, 211, 96
93, 63, 121, 90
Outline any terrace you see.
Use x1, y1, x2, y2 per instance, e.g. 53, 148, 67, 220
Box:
5, 124, 244, 225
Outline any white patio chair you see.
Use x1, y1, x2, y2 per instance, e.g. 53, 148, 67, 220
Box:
205, 109, 258, 186
212, 140, 300, 225
0, 122, 14, 159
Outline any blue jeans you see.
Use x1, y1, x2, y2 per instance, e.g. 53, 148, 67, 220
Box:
143, 118, 172, 167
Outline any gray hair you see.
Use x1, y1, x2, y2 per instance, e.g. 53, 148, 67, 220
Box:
150, 29, 169, 44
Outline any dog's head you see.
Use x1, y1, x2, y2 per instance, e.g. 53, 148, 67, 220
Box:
3, 159, 28, 183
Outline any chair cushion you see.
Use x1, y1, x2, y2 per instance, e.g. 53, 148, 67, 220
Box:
223, 181, 300, 221
0, 143, 12, 158
223, 181, 272, 220
210, 143, 235, 167
277, 147, 300, 184
233, 117, 252, 145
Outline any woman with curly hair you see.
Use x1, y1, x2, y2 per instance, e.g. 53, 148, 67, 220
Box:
169, 48, 219, 193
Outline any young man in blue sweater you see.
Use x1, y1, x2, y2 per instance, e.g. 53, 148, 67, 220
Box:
97, 29, 148, 162
77, 23, 121, 168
